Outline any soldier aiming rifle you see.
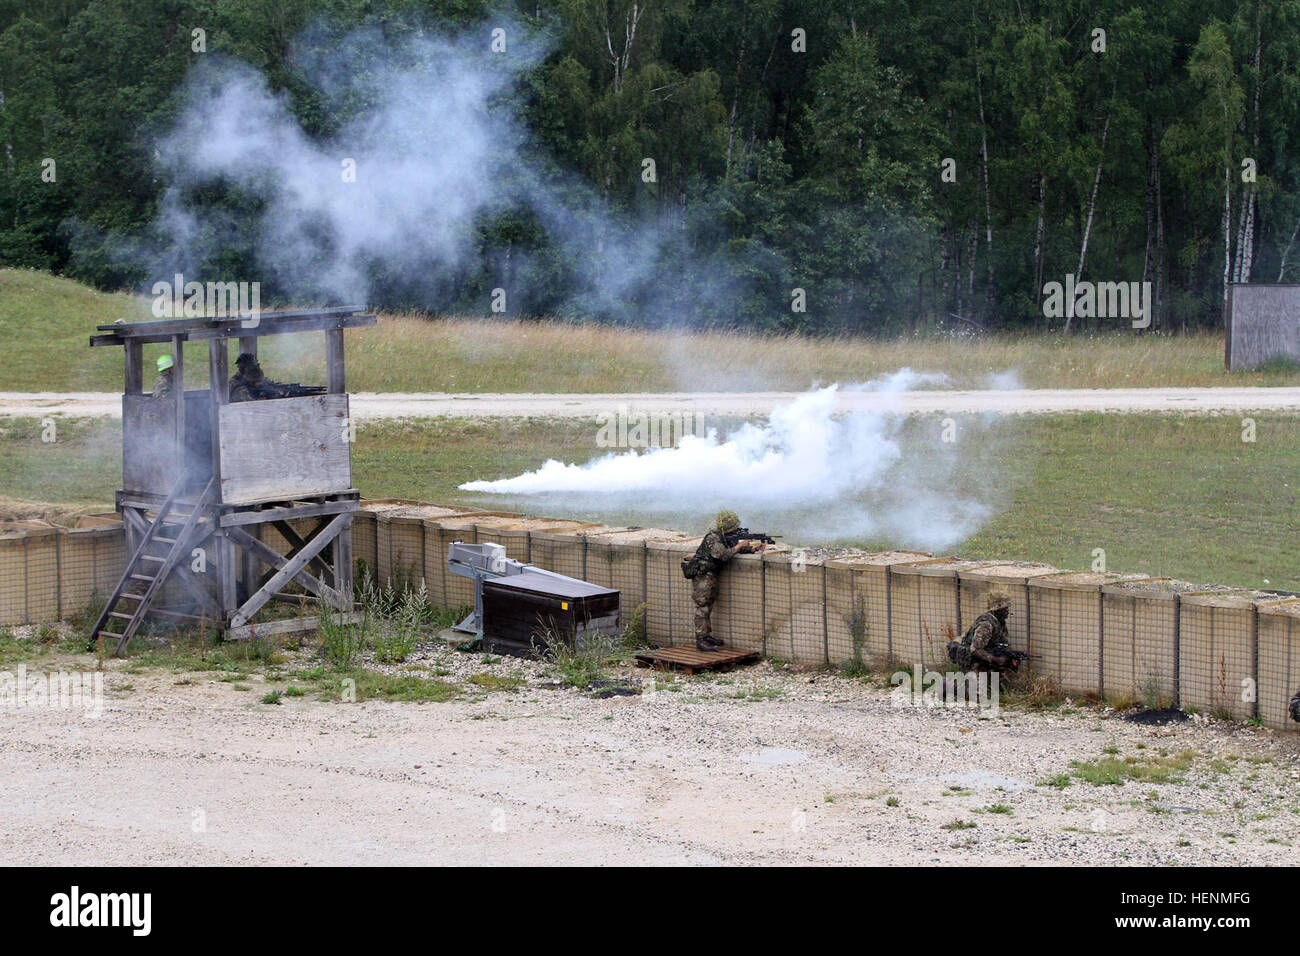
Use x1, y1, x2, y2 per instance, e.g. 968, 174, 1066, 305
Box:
229, 352, 326, 402
681, 510, 775, 652
720, 527, 780, 548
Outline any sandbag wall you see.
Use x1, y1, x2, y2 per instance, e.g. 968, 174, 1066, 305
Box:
3, 501, 1299, 731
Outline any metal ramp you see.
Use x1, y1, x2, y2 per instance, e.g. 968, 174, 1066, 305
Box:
89, 476, 216, 655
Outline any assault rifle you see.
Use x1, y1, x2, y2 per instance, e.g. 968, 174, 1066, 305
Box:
989, 644, 1030, 671
722, 527, 781, 549
948, 640, 1030, 672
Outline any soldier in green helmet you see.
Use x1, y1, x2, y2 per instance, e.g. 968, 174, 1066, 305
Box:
151, 354, 175, 399
681, 509, 767, 652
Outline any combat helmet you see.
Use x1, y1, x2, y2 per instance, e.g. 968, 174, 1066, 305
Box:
986, 588, 1011, 612
713, 509, 741, 533
156, 354, 174, 372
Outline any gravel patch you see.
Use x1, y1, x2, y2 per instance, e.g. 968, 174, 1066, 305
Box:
3, 640, 1299, 865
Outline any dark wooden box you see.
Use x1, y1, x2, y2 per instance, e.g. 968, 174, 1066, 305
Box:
481, 571, 620, 658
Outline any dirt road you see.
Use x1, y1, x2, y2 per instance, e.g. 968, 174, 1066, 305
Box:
4, 642, 1298, 865
4, 387, 1300, 419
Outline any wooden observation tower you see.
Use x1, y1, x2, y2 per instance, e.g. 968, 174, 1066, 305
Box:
88, 306, 376, 653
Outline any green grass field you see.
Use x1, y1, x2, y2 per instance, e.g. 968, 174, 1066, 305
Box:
4, 266, 1299, 392
3, 412, 1295, 592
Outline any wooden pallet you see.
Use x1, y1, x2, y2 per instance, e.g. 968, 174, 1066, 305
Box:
635, 644, 760, 674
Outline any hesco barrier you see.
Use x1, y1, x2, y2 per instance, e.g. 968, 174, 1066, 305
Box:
1027, 572, 1153, 695
1257, 602, 1300, 730
1100, 578, 1198, 706
1177, 589, 1290, 722
826, 551, 930, 665
2, 500, 1298, 731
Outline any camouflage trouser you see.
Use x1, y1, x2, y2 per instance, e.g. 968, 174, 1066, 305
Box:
692, 572, 720, 641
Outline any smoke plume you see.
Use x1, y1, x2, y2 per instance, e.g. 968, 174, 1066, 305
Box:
130, 18, 762, 325
461, 371, 1008, 551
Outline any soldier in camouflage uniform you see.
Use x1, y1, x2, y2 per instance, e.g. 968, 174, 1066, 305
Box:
1289, 688, 1300, 723
151, 354, 175, 398
683, 509, 766, 652
948, 589, 1018, 671
228, 352, 265, 402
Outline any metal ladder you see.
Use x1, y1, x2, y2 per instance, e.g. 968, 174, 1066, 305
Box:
90, 476, 215, 656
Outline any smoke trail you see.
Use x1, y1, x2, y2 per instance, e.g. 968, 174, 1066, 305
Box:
460, 370, 1007, 551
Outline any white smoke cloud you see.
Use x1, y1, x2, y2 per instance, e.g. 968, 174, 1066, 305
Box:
460, 370, 1005, 551
134, 18, 763, 326
149, 24, 538, 304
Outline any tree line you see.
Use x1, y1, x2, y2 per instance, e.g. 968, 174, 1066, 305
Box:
2, 0, 1298, 333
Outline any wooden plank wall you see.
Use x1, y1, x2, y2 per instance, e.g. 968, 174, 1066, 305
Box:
218, 394, 352, 503
1226, 284, 1300, 370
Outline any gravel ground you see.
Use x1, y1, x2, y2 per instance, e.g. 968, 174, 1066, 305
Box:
3, 636, 1300, 866
6, 387, 1300, 419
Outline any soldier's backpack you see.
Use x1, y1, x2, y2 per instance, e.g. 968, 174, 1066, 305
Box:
948, 616, 982, 668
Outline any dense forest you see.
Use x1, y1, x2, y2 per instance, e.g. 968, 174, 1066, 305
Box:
1, 0, 1298, 333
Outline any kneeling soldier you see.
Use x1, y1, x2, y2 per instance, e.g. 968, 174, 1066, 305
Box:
948, 589, 1024, 672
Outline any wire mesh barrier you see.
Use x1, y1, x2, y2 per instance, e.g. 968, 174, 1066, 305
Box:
711, 552, 763, 652
477, 527, 531, 566
351, 509, 379, 569
822, 561, 858, 666
588, 529, 694, 642
385, 515, 432, 586
427, 523, 477, 610
528, 531, 591, 581
760, 553, 795, 660
1178, 589, 1273, 722
1028, 573, 1152, 695
3, 504, 1299, 732
786, 556, 828, 663
1100, 579, 1197, 707
1257, 601, 1300, 731
645, 539, 701, 646
826, 552, 931, 667
889, 558, 985, 669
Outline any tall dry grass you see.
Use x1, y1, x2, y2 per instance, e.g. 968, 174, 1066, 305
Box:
257, 313, 1270, 393
0, 264, 1281, 392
